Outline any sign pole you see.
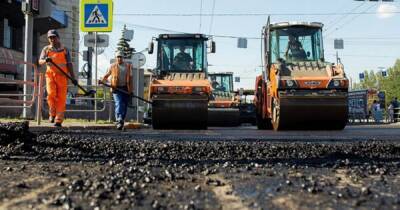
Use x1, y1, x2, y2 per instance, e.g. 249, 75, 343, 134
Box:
136, 57, 140, 122
94, 32, 98, 122
80, 0, 113, 123
336, 51, 339, 65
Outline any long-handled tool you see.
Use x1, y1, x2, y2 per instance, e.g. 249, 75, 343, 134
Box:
98, 80, 153, 105
48, 59, 96, 96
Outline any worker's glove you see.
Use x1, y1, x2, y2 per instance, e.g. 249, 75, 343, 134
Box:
71, 79, 78, 86
45, 57, 52, 63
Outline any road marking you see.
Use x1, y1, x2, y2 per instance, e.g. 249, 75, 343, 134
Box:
209, 175, 250, 210
0, 178, 67, 210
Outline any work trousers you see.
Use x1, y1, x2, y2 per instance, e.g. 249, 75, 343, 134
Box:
113, 86, 130, 123
46, 71, 68, 123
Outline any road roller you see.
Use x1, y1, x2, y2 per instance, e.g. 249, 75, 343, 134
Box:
254, 19, 349, 130
208, 72, 240, 126
148, 34, 215, 129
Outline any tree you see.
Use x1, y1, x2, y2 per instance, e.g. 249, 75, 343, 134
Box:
353, 59, 400, 100
116, 25, 135, 59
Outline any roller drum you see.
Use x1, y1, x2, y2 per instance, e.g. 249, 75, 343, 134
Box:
208, 108, 240, 127
152, 95, 208, 129
273, 92, 348, 130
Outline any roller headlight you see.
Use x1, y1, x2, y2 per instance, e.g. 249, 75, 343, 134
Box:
193, 87, 203, 92
333, 80, 340, 87
286, 80, 294, 87
157, 87, 167, 92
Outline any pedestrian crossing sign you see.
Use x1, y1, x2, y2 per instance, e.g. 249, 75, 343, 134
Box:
80, 0, 113, 32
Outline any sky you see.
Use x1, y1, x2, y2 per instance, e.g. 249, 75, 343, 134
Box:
79, 0, 400, 90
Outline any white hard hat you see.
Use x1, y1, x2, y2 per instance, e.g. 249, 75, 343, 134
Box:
115, 51, 124, 57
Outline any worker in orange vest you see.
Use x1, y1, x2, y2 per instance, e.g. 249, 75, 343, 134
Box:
100, 51, 133, 130
39, 29, 76, 127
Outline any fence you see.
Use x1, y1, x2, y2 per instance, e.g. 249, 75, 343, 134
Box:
0, 59, 116, 124
0, 59, 39, 112
394, 107, 400, 122
37, 84, 115, 125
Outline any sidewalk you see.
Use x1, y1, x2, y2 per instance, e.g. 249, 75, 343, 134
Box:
27, 121, 147, 132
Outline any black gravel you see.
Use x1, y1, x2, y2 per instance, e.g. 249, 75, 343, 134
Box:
1, 122, 400, 209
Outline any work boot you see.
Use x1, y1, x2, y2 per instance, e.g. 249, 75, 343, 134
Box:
54, 122, 62, 127
116, 120, 124, 130
49, 116, 55, 123
116, 123, 123, 130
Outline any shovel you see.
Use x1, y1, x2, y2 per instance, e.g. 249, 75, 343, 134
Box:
48, 59, 96, 96
98, 80, 153, 105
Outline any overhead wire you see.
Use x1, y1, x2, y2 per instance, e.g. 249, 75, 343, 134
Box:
324, 1, 366, 32
320, 2, 349, 23
325, 3, 378, 37
208, 0, 216, 35
113, 11, 400, 17
199, 0, 203, 33
109, 21, 400, 43
325, 53, 398, 58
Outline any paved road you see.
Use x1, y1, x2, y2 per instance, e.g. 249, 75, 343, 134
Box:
61, 124, 399, 142
2, 122, 400, 209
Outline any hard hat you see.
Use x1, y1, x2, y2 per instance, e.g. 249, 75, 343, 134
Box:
115, 51, 124, 57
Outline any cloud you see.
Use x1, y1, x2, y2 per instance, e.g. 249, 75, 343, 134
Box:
377, 4, 397, 19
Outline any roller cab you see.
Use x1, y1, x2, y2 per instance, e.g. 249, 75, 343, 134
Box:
208, 72, 240, 126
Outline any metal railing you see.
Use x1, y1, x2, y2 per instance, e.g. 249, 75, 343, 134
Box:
37, 84, 112, 125
394, 107, 400, 122
0, 59, 39, 109
349, 107, 400, 124
0, 59, 115, 125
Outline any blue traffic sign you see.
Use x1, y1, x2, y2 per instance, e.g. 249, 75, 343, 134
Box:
80, 0, 113, 32
359, 73, 365, 80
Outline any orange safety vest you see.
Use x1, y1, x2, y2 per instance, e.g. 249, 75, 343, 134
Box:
109, 62, 133, 93
45, 45, 69, 74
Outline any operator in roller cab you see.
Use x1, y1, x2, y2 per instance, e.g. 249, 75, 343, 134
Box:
173, 46, 193, 70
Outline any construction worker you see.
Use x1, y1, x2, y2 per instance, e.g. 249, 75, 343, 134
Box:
39, 29, 76, 127
285, 35, 306, 60
173, 46, 193, 70
100, 51, 133, 130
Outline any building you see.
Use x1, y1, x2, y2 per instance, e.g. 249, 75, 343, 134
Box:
0, 0, 79, 117
37, 0, 80, 76
0, 0, 25, 96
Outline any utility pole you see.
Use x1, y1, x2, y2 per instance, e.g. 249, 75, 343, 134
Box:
22, 0, 34, 119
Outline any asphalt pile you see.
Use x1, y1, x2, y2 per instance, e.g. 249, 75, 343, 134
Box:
0, 122, 400, 209
30, 131, 400, 164
0, 121, 36, 158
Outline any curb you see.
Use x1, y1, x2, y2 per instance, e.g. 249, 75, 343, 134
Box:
29, 122, 149, 132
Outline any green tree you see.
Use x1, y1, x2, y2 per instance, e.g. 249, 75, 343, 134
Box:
116, 25, 135, 59
353, 59, 400, 101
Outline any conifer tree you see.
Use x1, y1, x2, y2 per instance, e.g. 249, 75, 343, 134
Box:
116, 25, 135, 59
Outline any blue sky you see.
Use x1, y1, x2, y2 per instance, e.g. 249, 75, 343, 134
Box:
80, 0, 400, 89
